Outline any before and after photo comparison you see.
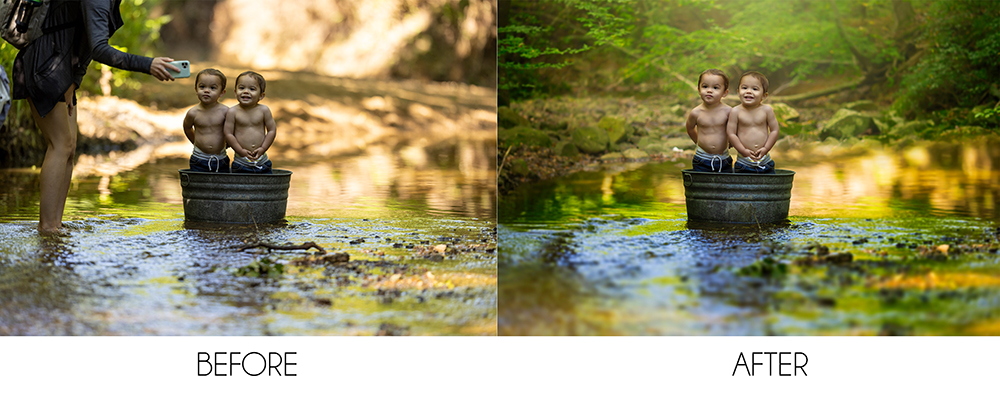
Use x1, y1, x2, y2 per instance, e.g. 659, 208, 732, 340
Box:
2, 0, 999, 392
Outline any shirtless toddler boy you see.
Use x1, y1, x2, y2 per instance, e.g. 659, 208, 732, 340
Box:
685, 69, 733, 172
224, 71, 277, 174
183, 68, 230, 172
727, 71, 779, 174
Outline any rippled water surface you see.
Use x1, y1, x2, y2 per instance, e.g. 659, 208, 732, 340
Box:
0, 142, 496, 335
500, 138, 1000, 335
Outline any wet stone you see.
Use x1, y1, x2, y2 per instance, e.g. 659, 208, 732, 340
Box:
816, 297, 836, 307
376, 323, 409, 336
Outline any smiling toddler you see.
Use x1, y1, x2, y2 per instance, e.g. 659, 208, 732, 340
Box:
726, 71, 780, 174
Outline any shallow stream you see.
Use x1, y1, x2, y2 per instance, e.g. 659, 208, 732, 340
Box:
500, 138, 1000, 335
0, 141, 497, 335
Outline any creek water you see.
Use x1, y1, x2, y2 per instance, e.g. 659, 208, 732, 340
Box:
500, 137, 1000, 335
0, 140, 497, 335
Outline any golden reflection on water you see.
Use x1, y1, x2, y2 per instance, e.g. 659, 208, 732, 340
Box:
787, 142, 1000, 219
278, 143, 496, 218
1, 138, 495, 221
583, 140, 1000, 221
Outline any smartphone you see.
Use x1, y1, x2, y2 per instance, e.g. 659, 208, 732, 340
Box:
168, 60, 190, 78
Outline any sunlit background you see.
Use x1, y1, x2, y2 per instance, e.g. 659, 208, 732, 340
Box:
2, 0, 498, 222
0, 0, 498, 336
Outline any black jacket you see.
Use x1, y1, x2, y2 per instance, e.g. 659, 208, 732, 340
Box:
13, 0, 153, 117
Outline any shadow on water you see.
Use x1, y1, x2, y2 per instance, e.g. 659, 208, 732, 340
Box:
0, 141, 497, 335
500, 138, 1000, 335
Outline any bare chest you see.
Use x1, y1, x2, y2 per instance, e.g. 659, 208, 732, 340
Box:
697, 108, 730, 129
737, 107, 768, 127
193, 108, 227, 129
233, 108, 264, 127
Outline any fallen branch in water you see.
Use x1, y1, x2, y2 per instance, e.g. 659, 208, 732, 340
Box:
236, 241, 326, 254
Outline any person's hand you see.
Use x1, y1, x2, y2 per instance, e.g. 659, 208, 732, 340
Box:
249, 148, 263, 160
64, 84, 75, 117
150, 57, 178, 82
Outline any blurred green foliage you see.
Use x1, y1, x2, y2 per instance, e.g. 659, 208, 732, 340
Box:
503, 0, 908, 99
499, 0, 632, 99
501, 0, 1000, 126
81, 0, 171, 95
0, 0, 169, 134
894, 0, 1000, 117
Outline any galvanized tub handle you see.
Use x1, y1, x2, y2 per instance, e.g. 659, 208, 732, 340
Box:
180, 173, 189, 187
683, 172, 693, 187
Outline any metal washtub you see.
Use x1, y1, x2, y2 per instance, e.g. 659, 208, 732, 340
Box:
178, 169, 292, 224
682, 169, 795, 224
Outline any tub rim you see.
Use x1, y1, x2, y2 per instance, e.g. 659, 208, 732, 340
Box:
178, 168, 293, 187
681, 168, 795, 187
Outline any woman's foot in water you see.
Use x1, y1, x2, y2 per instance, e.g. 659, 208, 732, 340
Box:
38, 224, 69, 236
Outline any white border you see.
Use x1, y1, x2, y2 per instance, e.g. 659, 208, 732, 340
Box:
2, 336, 993, 393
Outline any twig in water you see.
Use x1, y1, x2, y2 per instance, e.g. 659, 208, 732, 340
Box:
237, 241, 326, 254
497, 144, 516, 183
750, 203, 763, 233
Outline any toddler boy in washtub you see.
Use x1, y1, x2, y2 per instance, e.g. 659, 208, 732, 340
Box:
685, 69, 734, 172
727, 71, 780, 174
183, 68, 231, 172
224, 71, 277, 174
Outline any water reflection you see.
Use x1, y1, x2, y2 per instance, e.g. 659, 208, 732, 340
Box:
789, 142, 1000, 219
1, 139, 496, 222
499, 138, 1000, 335
501, 138, 1000, 224
0, 139, 497, 335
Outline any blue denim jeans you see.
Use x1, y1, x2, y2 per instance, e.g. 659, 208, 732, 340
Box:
692, 155, 734, 173
734, 158, 776, 174
189, 154, 230, 173
231, 158, 273, 174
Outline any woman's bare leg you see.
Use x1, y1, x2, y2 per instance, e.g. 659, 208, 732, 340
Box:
30, 87, 77, 233
56, 102, 79, 220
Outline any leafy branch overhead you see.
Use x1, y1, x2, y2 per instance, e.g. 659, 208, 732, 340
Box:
499, 0, 633, 92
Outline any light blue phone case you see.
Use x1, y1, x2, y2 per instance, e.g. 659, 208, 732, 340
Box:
169, 60, 190, 78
